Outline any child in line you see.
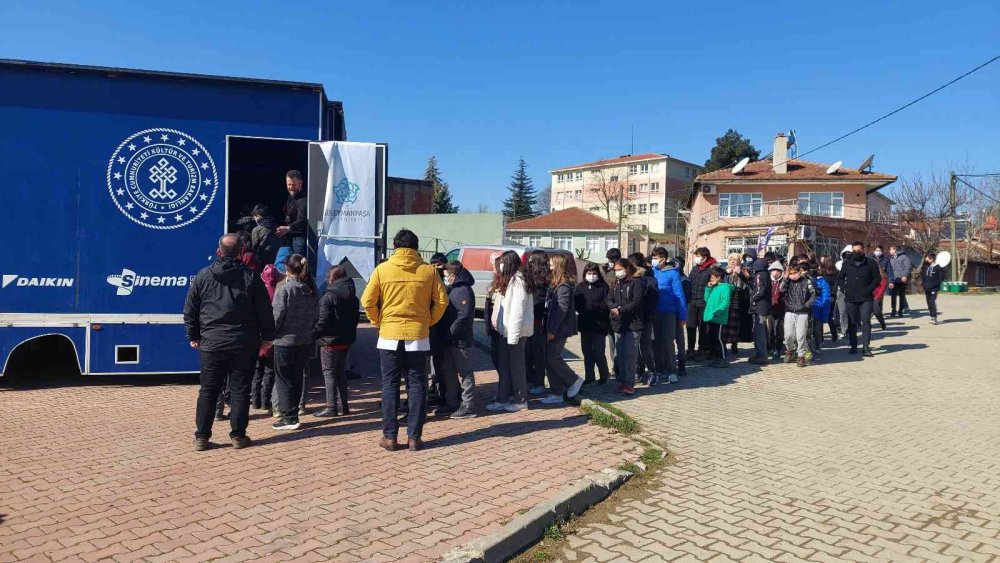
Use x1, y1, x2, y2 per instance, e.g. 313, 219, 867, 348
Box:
702, 267, 732, 368
780, 264, 817, 367
766, 262, 785, 360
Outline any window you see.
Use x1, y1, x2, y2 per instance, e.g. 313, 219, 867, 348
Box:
626, 204, 636, 213
557, 174, 564, 183
650, 203, 659, 213
628, 184, 637, 196
725, 234, 788, 259
509, 235, 523, 244
590, 206, 602, 213
799, 192, 844, 218
553, 236, 573, 251
115, 345, 140, 365
575, 171, 583, 181
628, 165, 638, 176
639, 183, 648, 193
812, 235, 841, 260
566, 191, 574, 201
575, 190, 582, 200
529, 235, 542, 247
610, 174, 619, 182
650, 182, 660, 193
556, 191, 564, 202
638, 204, 648, 214
719, 193, 763, 217
975, 265, 986, 286
639, 163, 649, 174
605, 237, 618, 251
585, 236, 601, 252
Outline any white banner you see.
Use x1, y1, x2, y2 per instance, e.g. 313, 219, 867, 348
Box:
317, 141, 377, 281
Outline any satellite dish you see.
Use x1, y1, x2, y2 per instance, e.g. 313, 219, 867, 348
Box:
835, 260, 843, 271
826, 161, 843, 175
935, 250, 952, 268
732, 157, 750, 174
857, 154, 874, 173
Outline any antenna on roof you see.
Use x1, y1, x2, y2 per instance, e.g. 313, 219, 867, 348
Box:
857, 154, 875, 174
826, 161, 843, 175
732, 157, 750, 175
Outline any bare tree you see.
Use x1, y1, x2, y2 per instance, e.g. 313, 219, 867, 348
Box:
588, 166, 634, 243
476, 203, 490, 213
891, 172, 960, 264
954, 176, 1000, 280
534, 185, 551, 215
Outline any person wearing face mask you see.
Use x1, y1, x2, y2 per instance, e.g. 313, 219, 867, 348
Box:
602, 248, 623, 378
835, 241, 881, 357
780, 264, 817, 367
888, 245, 912, 317
766, 261, 785, 360
442, 261, 478, 418
650, 248, 686, 383
747, 250, 772, 365
628, 253, 657, 385
687, 247, 717, 361
922, 252, 945, 324
723, 252, 752, 358
702, 267, 733, 368
607, 259, 644, 395
575, 263, 612, 385
872, 245, 893, 325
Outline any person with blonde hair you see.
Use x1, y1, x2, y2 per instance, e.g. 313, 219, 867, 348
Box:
540, 254, 584, 405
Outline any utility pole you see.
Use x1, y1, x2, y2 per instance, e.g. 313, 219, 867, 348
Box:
949, 171, 958, 280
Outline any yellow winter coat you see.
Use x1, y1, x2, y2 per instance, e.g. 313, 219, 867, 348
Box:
360, 248, 449, 340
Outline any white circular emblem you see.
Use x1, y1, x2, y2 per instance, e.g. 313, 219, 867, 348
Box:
106, 128, 219, 230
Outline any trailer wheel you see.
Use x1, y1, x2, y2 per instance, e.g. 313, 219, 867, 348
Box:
2, 334, 82, 385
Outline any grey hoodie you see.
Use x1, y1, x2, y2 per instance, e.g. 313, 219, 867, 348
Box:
272, 277, 319, 346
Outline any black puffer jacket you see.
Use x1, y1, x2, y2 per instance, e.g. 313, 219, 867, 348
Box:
780, 275, 817, 314
607, 276, 644, 333
749, 258, 772, 316
183, 257, 276, 351
837, 255, 881, 303
546, 282, 579, 340
447, 268, 476, 346
689, 257, 718, 306
314, 277, 360, 347
575, 279, 610, 335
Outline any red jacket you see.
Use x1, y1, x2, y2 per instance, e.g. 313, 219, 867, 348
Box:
873, 272, 889, 299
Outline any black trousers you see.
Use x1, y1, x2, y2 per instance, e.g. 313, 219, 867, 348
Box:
580, 331, 610, 383
320, 347, 350, 411
525, 330, 547, 388
891, 282, 909, 313
274, 343, 313, 424
432, 343, 461, 410
925, 289, 939, 319
706, 322, 725, 360
846, 300, 874, 349
251, 354, 275, 409
380, 343, 428, 440
195, 346, 257, 439
687, 303, 708, 352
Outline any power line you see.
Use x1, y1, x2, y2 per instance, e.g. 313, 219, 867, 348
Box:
956, 173, 1000, 178
955, 176, 1000, 206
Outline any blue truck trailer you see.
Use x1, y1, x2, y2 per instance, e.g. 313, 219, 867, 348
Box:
0, 60, 385, 377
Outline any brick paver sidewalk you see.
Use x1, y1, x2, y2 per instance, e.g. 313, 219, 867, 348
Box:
0, 326, 636, 562
559, 295, 1000, 562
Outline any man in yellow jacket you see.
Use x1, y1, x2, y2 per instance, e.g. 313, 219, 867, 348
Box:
361, 229, 449, 452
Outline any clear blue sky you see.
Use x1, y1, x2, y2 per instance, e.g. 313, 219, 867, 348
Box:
2, 1, 997, 210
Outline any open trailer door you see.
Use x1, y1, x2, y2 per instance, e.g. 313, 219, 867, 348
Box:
308, 142, 387, 294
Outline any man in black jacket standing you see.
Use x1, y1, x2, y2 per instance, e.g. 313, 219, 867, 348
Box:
275, 170, 308, 256
836, 241, 881, 357
444, 262, 478, 419
184, 234, 276, 451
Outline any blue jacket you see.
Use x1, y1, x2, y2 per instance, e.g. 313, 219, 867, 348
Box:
652, 265, 687, 321
811, 275, 832, 322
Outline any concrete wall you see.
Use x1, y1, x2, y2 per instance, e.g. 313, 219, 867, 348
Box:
387, 212, 506, 255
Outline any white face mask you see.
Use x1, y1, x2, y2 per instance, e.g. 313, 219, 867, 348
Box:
498, 263, 505, 273
443, 277, 453, 287
585, 274, 599, 283
615, 270, 627, 280
873, 250, 882, 257
650, 258, 661, 268
694, 257, 704, 266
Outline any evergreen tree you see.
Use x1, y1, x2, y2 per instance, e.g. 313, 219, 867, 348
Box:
503, 158, 538, 220
425, 156, 458, 213
704, 129, 761, 172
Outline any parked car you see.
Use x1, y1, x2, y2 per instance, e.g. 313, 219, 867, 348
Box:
443, 245, 582, 311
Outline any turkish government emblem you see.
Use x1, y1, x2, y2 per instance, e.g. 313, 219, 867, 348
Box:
106, 128, 218, 230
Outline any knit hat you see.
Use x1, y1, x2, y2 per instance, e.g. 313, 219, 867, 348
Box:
768, 261, 784, 272
743, 248, 758, 261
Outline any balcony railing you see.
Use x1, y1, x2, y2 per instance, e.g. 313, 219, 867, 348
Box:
700, 198, 887, 226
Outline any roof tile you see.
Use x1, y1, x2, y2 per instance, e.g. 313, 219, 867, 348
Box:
696, 159, 896, 183
507, 207, 619, 231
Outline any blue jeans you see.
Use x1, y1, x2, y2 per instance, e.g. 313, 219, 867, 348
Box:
752, 313, 768, 358
615, 330, 641, 386
379, 344, 428, 440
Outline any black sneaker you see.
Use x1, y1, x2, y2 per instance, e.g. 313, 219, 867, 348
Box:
194, 437, 210, 451
449, 406, 477, 419
434, 406, 456, 417
271, 419, 301, 431
231, 435, 251, 449
313, 408, 338, 417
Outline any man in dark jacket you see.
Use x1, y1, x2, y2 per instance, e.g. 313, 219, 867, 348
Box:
747, 250, 772, 365
184, 234, 276, 451
250, 204, 281, 268
687, 247, 717, 360
888, 245, 912, 316
275, 170, 308, 256
836, 241, 881, 356
441, 262, 477, 419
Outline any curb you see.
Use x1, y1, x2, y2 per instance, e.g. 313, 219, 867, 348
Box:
441, 397, 664, 563
439, 467, 633, 563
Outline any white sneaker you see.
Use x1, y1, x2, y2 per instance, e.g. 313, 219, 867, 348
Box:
486, 401, 509, 412
540, 394, 565, 405
528, 386, 548, 396
668, 373, 678, 384
566, 376, 585, 398
504, 401, 528, 412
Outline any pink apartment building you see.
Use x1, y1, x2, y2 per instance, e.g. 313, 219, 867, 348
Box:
688, 133, 898, 261
550, 153, 703, 255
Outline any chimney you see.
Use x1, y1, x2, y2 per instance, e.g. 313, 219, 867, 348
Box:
773, 133, 788, 174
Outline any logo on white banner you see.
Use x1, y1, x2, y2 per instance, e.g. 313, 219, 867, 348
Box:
106, 128, 219, 230
2, 275, 75, 288
106, 268, 190, 296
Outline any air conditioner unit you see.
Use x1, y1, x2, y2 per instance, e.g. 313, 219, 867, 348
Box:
797, 225, 816, 242
701, 184, 717, 195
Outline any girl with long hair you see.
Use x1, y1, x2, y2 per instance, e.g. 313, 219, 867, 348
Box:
270, 254, 318, 430
540, 254, 583, 405
524, 250, 551, 396
486, 250, 535, 412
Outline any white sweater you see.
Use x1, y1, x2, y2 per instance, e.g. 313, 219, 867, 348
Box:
497, 272, 534, 345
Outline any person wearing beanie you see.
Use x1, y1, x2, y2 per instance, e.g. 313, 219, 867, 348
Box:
766, 261, 785, 359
